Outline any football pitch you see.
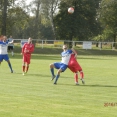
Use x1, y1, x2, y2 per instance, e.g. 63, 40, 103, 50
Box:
0, 54, 117, 117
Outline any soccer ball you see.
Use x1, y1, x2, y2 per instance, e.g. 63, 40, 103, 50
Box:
68, 7, 74, 14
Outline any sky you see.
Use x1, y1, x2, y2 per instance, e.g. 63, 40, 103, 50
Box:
15, 0, 33, 5
25, 0, 33, 5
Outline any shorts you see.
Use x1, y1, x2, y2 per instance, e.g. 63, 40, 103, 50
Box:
23, 54, 31, 64
68, 59, 82, 73
8, 46, 13, 51
54, 62, 68, 72
0, 54, 9, 61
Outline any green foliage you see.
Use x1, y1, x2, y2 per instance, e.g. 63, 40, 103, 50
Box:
7, 7, 29, 38
1, 0, 117, 41
54, 0, 100, 41
98, 0, 117, 41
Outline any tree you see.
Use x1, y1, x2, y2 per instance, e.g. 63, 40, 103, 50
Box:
7, 6, 30, 38
0, 0, 18, 35
54, 0, 100, 41
41, 0, 60, 40
98, 0, 117, 43
1, 0, 8, 35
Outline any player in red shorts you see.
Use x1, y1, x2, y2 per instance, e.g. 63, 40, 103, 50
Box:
21, 37, 34, 75
68, 50, 85, 85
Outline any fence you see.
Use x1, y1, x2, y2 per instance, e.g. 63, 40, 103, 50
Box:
14, 39, 117, 50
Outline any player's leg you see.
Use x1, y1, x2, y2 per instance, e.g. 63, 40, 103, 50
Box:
74, 72, 79, 85
24, 55, 31, 74
53, 64, 67, 84
50, 63, 56, 80
79, 70, 85, 84
22, 62, 25, 75
0, 55, 2, 65
0, 61, 1, 65
7, 60, 13, 73
22, 55, 26, 75
54, 69, 62, 84
25, 63, 29, 73
73, 62, 85, 84
4, 55, 13, 73
7, 46, 10, 52
11, 47, 14, 56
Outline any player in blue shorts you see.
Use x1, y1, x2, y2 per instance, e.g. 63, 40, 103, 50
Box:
49, 44, 77, 84
0, 35, 13, 73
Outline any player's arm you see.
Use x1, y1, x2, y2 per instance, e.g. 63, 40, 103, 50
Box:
21, 44, 25, 54
29, 45, 34, 53
8, 40, 14, 44
71, 48, 77, 59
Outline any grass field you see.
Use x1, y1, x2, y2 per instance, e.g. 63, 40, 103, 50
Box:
0, 54, 117, 117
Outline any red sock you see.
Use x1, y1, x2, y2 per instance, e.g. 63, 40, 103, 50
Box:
23, 66, 25, 72
74, 73, 78, 83
26, 66, 29, 72
80, 71, 84, 79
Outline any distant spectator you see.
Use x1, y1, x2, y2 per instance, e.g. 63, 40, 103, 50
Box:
8, 36, 14, 56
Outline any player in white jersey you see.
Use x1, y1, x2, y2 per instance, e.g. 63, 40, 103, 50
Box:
0, 36, 13, 73
49, 45, 77, 84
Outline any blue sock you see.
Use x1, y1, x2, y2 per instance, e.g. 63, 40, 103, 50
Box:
54, 74, 60, 84
8, 62, 13, 72
50, 68, 55, 76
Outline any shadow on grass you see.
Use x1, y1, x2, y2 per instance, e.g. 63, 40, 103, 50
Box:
82, 84, 117, 88
9, 54, 115, 61
15, 72, 50, 77
57, 83, 117, 87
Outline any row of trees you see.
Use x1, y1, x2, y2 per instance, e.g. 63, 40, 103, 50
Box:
0, 0, 117, 42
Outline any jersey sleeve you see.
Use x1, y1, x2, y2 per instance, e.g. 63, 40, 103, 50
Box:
68, 49, 73, 53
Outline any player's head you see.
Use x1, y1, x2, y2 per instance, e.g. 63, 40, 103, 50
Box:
63, 45, 68, 50
28, 37, 32, 44
3, 36, 7, 42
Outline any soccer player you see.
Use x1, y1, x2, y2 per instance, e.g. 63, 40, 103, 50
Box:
0, 35, 13, 73
7, 36, 14, 56
68, 51, 85, 85
21, 37, 34, 75
50, 44, 77, 84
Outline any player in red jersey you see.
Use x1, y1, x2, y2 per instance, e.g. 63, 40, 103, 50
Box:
21, 37, 34, 75
68, 49, 85, 85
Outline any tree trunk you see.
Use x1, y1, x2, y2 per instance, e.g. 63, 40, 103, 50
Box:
1, 0, 8, 35
68, 34, 73, 48
49, 0, 59, 40
50, 2, 56, 40
50, 15, 56, 40
34, 0, 40, 38
113, 34, 116, 47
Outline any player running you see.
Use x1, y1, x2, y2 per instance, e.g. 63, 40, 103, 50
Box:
50, 44, 77, 84
21, 37, 34, 75
0, 35, 13, 73
68, 51, 85, 85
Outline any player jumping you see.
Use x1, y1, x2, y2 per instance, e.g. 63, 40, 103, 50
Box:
21, 37, 34, 75
49, 44, 77, 84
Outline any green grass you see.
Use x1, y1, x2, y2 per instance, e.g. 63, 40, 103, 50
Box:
0, 54, 117, 117
13, 45, 117, 55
